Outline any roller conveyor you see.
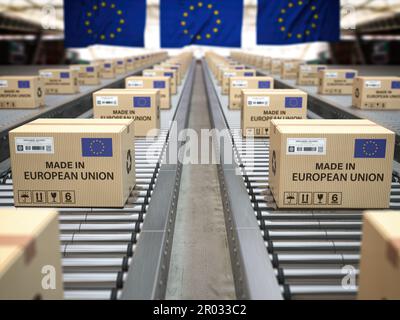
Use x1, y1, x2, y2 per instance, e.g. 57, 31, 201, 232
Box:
0, 59, 196, 300
202, 60, 400, 300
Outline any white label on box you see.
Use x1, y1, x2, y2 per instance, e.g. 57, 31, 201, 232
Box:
0, 80, 8, 88
40, 71, 53, 78
70, 66, 81, 71
232, 80, 248, 88
284, 63, 294, 68
365, 80, 381, 89
247, 96, 270, 107
300, 65, 312, 72
15, 137, 54, 154
144, 71, 156, 76
286, 138, 326, 155
127, 80, 144, 88
96, 96, 118, 106
325, 72, 338, 79
224, 72, 236, 77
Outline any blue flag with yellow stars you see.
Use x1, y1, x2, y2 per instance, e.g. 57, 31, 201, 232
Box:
160, 0, 243, 48
64, 0, 146, 48
257, 0, 340, 45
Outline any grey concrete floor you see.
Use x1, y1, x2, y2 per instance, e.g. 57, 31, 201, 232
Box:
166, 62, 236, 300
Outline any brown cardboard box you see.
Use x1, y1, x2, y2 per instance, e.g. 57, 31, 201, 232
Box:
241, 89, 307, 137
39, 69, 79, 95
358, 211, 400, 300
318, 69, 358, 95
9, 119, 136, 207
99, 60, 116, 79
269, 119, 394, 209
0, 76, 45, 109
157, 64, 182, 85
352, 76, 400, 110
262, 57, 271, 71
143, 69, 177, 95
0, 208, 63, 299
221, 69, 256, 95
70, 65, 101, 86
281, 60, 303, 80
115, 59, 126, 75
125, 57, 135, 71
217, 65, 245, 85
271, 59, 282, 75
125, 76, 171, 109
93, 89, 160, 137
228, 76, 274, 110
297, 65, 327, 86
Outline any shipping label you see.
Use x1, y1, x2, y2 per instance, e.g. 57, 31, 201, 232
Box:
247, 96, 270, 107
286, 138, 326, 155
15, 137, 54, 154
96, 96, 118, 106
127, 80, 144, 88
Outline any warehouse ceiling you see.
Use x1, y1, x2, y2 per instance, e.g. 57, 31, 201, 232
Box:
0, 0, 399, 33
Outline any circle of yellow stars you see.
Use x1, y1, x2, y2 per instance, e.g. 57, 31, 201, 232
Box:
362, 140, 379, 157
89, 139, 106, 155
85, 2, 124, 41
181, 2, 221, 40
278, 1, 319, 40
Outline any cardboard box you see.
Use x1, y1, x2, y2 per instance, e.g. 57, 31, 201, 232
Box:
352, 76, 400, 110
115, 59, 126, 75
0, 76, 45, 109
157, 64, 182, 85
93, 89, 160, 137
269, 119, 394, 209
271, 59, 282, 75
318, 69, 358, 95
125, 76, 171, 109
39, 69, 79, 95
281, 61, 303, 80
358, 211, 400, 300
217, 65, 245, 85
70, 65, 101, 86
297, 65, 327, 86
143, 69, 177, 95
125, 57, 135, 71
241, 89, 307, 137
0, 208, 63, 299
228, 76, 274, 110
9, 119, 136, 207
222, 69, 256, 95
99, 60, 116, 79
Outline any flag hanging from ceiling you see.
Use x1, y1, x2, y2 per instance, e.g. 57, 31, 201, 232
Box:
257, 0, 340, 45
160, 0, 244, 48
64, 0, 146, 48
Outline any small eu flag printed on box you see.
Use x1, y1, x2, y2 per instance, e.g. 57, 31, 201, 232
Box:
244, 72, 254, 77
164, 72, 173, 78
134, 97, 151, 108
60, 72, 70, 79
392, 81, 400, 89
18, 80, 30, 89
153, 81, 166, 89
81, 138, 113, 157
345, 72, 356, 79
105, 63, 111, 68
354, 139, 386, 158
86, 67, 94, 72
258, 81, 271, 89
285, 97, 303, 108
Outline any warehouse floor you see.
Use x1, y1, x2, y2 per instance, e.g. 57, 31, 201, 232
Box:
166, 63, 236, 299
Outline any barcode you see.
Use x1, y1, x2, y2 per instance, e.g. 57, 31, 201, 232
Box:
304, 147, 317, 152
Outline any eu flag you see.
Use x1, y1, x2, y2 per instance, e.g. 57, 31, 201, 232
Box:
82, 138, 113, 157
134, 97, 151, 108
160, 0, 243, 48
64, 0, 146, 48
354, 139, 387, 159
257, 0, 340, 45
